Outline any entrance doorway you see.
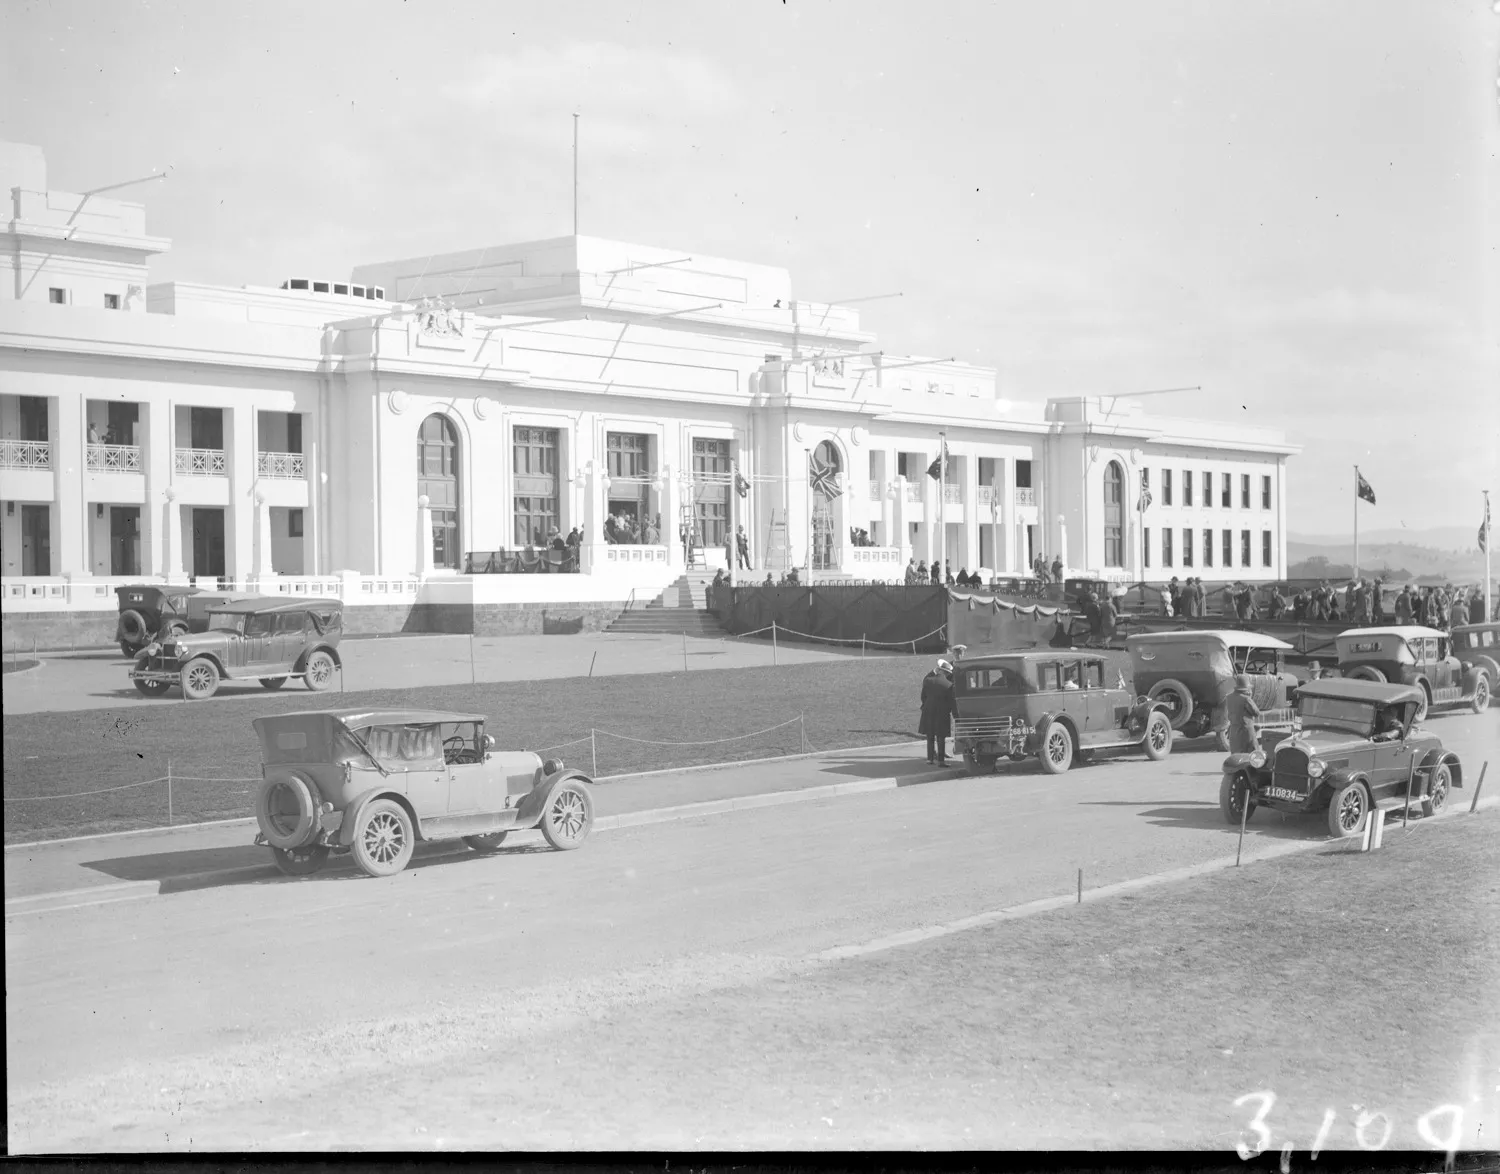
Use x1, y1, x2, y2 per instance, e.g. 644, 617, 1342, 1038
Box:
21, 504, 51, 575
110, 506, 141, 576
191, 508, 226, 578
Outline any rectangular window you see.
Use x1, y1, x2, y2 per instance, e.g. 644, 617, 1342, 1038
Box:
1182, 528, 1193, 567
1262, 530, 1272, 567
897, 453, 909, 478
1221, 473, 1232, 508
1223, 529, 1233, 567
104, 293, 121, 310
1203, 472, 1212, 507
189, 407, 224, 450
1241, 529, 1251, 567
1015, 459, 1032, 488
1084, 662, 1104, 689
512, 495, 558, 547
288, 508, 304, 539
287, 413, 303, 454
48, 287, 68, 304
1241, 474, 1251, 509
18, 395, 49, 441
1162, 527, 1174, 566
1143, 527, 1151, 568
1183, 472, 1193, 508
1262, 475, 1272, 510
692, 437, 731, 548
512, 426, 558, 476
606, 432, 651, 479
1162, 469, 1173, 506
1203, 529, 1213, 567
1036, 663, 1060, 691
512, 426, 561, 546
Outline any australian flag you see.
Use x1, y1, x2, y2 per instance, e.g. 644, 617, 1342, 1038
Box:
1356, 469, 1376, 505
734, 467, 750, 498
1481, 495, 1491, 553
926, 442, 950, 481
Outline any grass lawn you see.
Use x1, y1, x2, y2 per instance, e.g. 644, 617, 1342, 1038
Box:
3, 656, 935, 842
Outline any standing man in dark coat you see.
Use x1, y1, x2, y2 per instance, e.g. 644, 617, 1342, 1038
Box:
1050, 555, 1064, 583
1168, 576, 1182, 618
735, 525, 752, 571
919, 658, 959, 766
1224, 674, 1262, 755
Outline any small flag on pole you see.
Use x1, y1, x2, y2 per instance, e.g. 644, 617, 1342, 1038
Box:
1356, 469, 1376, 505
1138, 470, 1152, 512
734, 467, 750, 498
1481, 494, 1492, 552
926, 443, 950, 481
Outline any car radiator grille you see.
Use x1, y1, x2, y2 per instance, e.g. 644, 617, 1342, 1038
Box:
1273, 747, 1310, 791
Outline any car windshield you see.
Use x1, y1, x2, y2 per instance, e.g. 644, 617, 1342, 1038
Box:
1299, 696, 1375, 737
207, 613, 245, 634
340, 723, 443, 770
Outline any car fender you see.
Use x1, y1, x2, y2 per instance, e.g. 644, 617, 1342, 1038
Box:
1317, 769, 1368, 808
1417, 748, 1463, 790
1220, 752, 1262, 773
1473, 654, 1499, 687
1028, 712, 1077, 754
1459, 663, 1482, 692
515, 768, 594, 827
180, 650, 229, 677
293, 643, 342, 672
337, 788, 423, 846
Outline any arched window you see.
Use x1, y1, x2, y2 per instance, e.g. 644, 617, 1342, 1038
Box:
1103, 461, 1124, 568
417, 414, 460, 569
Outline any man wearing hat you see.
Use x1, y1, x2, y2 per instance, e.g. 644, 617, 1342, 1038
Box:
1223, 674, 1262, 755
919, 658, 960, 767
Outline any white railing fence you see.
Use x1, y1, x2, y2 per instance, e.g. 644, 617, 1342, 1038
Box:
256, 450, 306, 479
86, 443, 142, 472
174, 447, 227, 476
0, 439, 53, 470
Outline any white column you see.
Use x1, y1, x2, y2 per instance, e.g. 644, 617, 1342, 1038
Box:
253, 491, 274, 576
162, 488, 185, 580
1056, 513, 1069, 574
228, 404, 256, 582
962, 456, 979, 572
416, 495, 435, 575
580, 461, 608, 574
52, 393, 86, 576
891, 475, 909, 563
663, 464, 683, 570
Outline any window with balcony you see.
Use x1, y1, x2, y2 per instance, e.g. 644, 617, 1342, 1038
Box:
513, 426, 559, 546
1103, 461, 1124, 568
257, 411, 306, 479
693, 437, 732, 549
177, 406, 227, 475
1, 396, 52, 470
86, 400, 142, 471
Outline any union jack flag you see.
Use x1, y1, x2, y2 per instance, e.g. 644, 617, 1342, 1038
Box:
1138, 469, 1152, 512
1482, 493, 1492, 553
809, 453, 842, 500
734, 467, 750, 498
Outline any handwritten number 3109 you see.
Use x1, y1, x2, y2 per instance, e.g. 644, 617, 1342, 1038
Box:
1233, 1091, 1465, 1165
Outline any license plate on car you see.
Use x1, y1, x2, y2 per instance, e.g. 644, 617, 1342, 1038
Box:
1268, 786, 1303, 802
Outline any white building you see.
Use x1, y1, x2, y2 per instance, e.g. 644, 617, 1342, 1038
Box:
1, 140, 1298, 628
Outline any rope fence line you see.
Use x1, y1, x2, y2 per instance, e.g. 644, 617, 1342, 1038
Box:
721, 620, 949, 652
592, 714, 803, 747
7, 777, 170, 801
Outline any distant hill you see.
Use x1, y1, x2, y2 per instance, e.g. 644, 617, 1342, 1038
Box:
1287, 537, 1491, 584
1288, 526, 1484, 551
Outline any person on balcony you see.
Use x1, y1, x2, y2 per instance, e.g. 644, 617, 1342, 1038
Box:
87, 422, 101, 445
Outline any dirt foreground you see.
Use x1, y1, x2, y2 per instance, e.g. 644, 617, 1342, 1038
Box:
11, 807, 1496, 1153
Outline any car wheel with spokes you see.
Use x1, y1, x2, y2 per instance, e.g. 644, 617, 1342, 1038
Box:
1327, 780, 1371, 839
1038, 723, 1074, 775
1471, 676, 1490, 715
303, 650, 337, 692
1413, 686, 1430, 723
1421, 762, 1452, 819
540, 781, 593, 850
1219, 771, 1256, 825
179, 657, 220, 701
1143, 711, 1173, 761
352, 799, 415, 876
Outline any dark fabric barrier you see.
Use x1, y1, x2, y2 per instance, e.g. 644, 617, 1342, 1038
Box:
715, 584, 951, 652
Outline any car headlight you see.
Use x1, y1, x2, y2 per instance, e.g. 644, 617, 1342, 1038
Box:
1249, 750, 1266, 768
1307, 760, 1325, 778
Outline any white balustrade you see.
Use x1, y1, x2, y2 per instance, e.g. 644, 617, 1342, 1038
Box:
0, 439, 52, 470
943, 484, 961, 504
868, 480, 881, 501
977, 485, 995, 504
257, 450, 306, 479
1015, 487, 1037, 506
174, 447, 227, 476
85, 443, 142, 472
905, 482, 923, 503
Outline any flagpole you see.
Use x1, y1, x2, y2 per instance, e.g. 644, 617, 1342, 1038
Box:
1486, 490, 1492, 622
1353, 466, 1360, 583
727, 461, 737, 588
939, 430, 947, 577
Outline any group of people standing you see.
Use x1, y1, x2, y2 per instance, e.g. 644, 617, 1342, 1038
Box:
901, 559, 985, 588
1031, 555, 1065, 583
1390, 582, 1488, 630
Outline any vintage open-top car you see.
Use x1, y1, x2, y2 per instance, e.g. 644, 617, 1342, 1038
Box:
1333, 625, 1489, 718
251, 708, 594, 876
952, 650, 1174, 775
129, 597, 342, 700
114, 584, 261, 658
1126, 630, 1299, 750
1218, 678, 1463, 838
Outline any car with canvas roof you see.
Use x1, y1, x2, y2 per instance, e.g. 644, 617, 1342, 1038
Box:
128, 597, 342, 700
1126, 630, 1299, 750
114, 583, 261, 658
1218, 677, 1463, 838
1449, 620, 1499, 702
1333, 626, 1489, 719
952, 650, 1174, 776
250, 708, 594, 876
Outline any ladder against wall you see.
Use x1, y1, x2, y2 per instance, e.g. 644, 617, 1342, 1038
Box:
678, 504, 704, 569
764, 508, 791, 572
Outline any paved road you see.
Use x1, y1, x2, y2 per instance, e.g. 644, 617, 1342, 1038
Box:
2, 631, 887, 715
6, 710, 1496, 1151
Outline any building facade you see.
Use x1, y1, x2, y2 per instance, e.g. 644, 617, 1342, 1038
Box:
1, 141, 1299, 612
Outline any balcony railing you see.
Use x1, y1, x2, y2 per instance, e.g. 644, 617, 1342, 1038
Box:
943, 484, 961, 504
257, 450, 306, 479
86, 443, 142, 472
1015, 487, 1037, 506
906, 482, 923, 502
868, 479, 882, 501
977, 485, 995, 504
175, 447, 226, 476
0, 439, 52, 470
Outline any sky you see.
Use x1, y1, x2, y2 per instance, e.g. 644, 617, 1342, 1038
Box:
3, 0, 1497, 539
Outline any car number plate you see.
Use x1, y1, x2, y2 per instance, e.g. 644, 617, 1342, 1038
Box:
1268, 786, 1303, 802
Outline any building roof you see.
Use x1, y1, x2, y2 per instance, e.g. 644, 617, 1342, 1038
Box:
206, 596, 341, 614
1336, 626, 1447, 642
1295, 678, 1426, 706
1125, 630, 1293, 650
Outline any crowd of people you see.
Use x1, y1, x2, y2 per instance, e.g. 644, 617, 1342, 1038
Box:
1157, 574, 1495, 630
603, 512, 660, 545
901, 558, 987, 588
